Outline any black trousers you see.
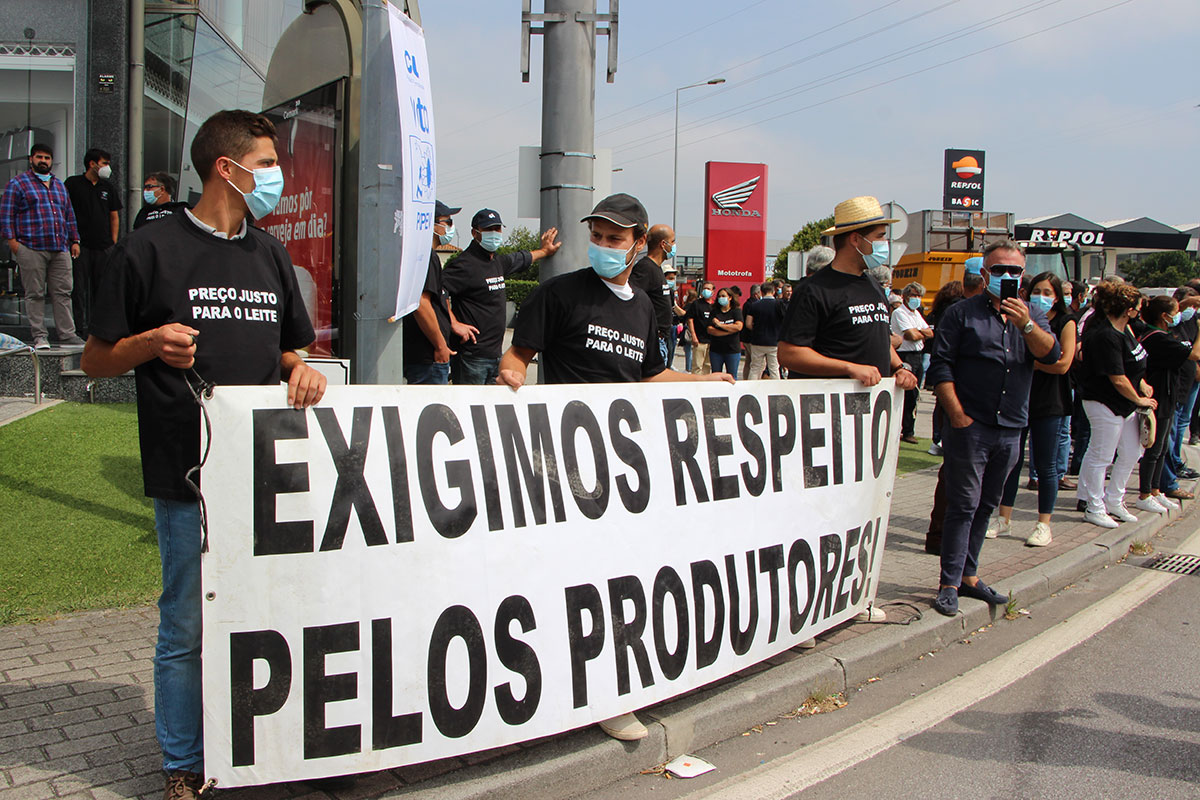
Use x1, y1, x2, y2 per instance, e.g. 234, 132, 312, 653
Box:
72, 245, 111, 338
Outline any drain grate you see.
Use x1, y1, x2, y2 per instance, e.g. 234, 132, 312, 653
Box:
1142, 553, 1200, 575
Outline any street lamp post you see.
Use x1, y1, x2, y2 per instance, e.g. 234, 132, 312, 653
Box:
672, 77, 725, 235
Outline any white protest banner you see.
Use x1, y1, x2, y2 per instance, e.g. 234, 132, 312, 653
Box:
200, 380, 901, 787
387, 3, 436, 320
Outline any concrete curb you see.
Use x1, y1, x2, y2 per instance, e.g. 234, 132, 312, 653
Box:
381, 501, 1189, 800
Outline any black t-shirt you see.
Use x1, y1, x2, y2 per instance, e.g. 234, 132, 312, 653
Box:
744, 296, 783, 346
628, 255, 672, 337
1138, 325, 1192, 407
512, 267, 666, 384
133, 201, 188, 230
441, 240, 533, 359
1170, 317, 1199, 398
1029, 312, 1075, 419
780, 266, 893, 378
688, 298, 716, 344
1079, 318, 1148, 417
90, 212, 315, 500
708, 305, 743, 354
64, 175, 122, 249
403, 251, 454, 366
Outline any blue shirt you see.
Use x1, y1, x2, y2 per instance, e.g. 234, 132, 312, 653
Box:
0, 170, 79, 252
926, 292, 1061, 429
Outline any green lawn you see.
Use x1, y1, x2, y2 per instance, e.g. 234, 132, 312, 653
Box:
897, 436, 943, 475
0, 403, 159, 625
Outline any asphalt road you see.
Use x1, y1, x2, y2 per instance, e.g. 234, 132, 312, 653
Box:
581, 520, 1200, 800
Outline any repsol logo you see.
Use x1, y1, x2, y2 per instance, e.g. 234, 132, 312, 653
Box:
710, 208, 762, 217
949, 181, 982, 190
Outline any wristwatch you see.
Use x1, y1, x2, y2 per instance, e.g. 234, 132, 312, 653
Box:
1022, 319, 1035, 334
897, 362, 914, 373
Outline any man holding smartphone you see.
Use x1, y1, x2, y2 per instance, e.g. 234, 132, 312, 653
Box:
925, 240, 1060, 616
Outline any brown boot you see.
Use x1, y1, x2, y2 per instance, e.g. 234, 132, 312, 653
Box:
163, 771, 208, 799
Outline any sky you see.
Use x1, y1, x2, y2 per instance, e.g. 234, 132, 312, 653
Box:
418, 0, 1199, 245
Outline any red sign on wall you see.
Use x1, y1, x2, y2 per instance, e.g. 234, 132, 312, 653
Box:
703, 161, 768, 292
260, 82, 340, 357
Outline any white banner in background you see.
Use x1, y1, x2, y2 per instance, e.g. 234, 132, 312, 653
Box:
387, 4, 436, 321
200, 380, 902, 787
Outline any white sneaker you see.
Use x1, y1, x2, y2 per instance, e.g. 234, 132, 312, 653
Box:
854, 606, 886, 622
33, 337, 49, 350
598, 712, 647, 741
1154, 494, 1179, 510
1025, 522, 1052, 547
985, 516, 1010, 539
1105, 502, 1138, 523
1134, 496, 1167, 514
1083, 509, 1119, 528
927, 442, 942, 456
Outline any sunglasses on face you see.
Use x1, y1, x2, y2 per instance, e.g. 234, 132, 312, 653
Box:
987, 264, 1024, 277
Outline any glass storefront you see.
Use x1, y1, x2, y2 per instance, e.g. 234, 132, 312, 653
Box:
142, 1, 303, 202
0, 43, 76, 185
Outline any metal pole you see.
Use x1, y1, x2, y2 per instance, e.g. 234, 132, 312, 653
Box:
670, 78, 724, 237
538, 0, 596, 281
671, 86, 681, 234
128, 0, 145, 230
353, 0, 406, 384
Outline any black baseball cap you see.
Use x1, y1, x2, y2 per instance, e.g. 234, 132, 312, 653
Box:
581, 193, 648, 229
471, 208, 503, 230
435, 200, 460, 218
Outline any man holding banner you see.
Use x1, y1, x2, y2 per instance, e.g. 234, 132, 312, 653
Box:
82, 109, 327, 800
498, 192, 733, 741
777, 195, 918, 624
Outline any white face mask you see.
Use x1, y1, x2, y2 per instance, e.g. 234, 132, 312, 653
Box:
97, 164, 112, 180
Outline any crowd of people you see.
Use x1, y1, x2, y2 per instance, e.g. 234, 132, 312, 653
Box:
3, 108, 1195, 798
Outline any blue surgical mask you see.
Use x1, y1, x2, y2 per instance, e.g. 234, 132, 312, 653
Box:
664, 243, 677, 260
226, 158, 284, 220
1169, 312, 1183, 327
587, 240, 635, 279
988, 274, 1018, 299
718, 296, 730, 308
667, 277, 677, 288
964, 256, 984, 276
857, 239, 889, 270
143, 189, 158, 205
906, 296, 921, 311
438, 225, 455, 246
1183, 307, 1197, 322
1029, 295, 1054, 314
1062, 293, 1073, 306
701, 288, 714, 300
34, 171, 51, 183
479, 231, 503, 252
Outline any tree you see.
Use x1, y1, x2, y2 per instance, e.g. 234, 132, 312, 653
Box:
1117, 251, 1200, 289
773, 215, 834, 279
499, 226, 542, 281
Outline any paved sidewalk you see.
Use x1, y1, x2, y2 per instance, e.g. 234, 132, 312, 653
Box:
1, 396, 1195, 799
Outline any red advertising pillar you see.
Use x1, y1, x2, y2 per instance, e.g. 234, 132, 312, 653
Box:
703, 161, 768, 294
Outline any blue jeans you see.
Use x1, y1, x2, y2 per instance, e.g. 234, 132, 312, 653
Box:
710, 350, 740, 376
1056, 414, 1071, 480
153, 499, 204, 773
1001, 416, 1068, 515
939, 421, 1021, 587
1161, 381, 1199, 491
681, 340, 693, 372
405, 361, 450, 385
451, 353, 499, 385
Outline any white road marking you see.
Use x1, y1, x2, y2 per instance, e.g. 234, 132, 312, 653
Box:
683, 529, 1200, 800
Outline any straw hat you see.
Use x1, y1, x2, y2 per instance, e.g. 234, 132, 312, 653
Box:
822, 196, 899, 235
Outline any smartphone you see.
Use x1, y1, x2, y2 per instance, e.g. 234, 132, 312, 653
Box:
1000, 280, 1018, 301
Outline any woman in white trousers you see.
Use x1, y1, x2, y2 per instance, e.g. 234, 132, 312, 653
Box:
1076, 281, 1156, 528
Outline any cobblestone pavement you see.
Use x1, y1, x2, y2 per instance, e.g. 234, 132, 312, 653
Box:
1, 395, 1191, 798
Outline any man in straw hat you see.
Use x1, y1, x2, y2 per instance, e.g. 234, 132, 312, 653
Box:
778, 195, 918, 625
